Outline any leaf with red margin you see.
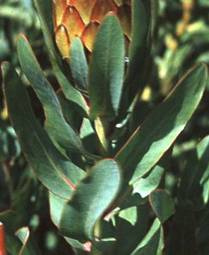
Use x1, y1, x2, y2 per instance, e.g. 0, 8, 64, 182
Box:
2, 62, 85, 199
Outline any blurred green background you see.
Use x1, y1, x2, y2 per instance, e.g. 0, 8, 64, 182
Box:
0, 0, 209, 253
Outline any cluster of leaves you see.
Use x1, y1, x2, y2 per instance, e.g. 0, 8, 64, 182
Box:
1, 0, 209, 254
0, 0, 72, 254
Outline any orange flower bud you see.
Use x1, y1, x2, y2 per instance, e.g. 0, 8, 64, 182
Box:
53, 0, 131, 58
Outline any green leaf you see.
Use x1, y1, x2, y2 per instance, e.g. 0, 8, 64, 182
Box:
17, 35, 83, 155
33, 0, 89, 115
119, 0, 152, 115
133, 166, 164, 198
70, 38, 88, 89
116, 64, 208, 184
2, 62, 85, 199
6, 227, 40, 255
0, 126, 20, 162
179, 135, 209, 204
6, 235, 30, 255
55, 70, 89, 116
49, 192, 67, 228
15, 227, 38, 255
199, 136, 209, 183
130, 219, 164, 255
60, 159, 121, 241
113, 203, 149, 255
49, 192, 88, 252
167, 202, 197, 255
89, 15, 125, 119
149, 190, 175, 223
0, 178, 35, 232
118, 206, 138, 226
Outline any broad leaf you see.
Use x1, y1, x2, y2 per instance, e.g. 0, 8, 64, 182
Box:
2, 63, 85, 199
89, 15, 125, 119
149, 190, 175, 223
116, 64, 208, 184
60, 159, 121, 241
49, 192, 87, 253
17, 35, 83, 155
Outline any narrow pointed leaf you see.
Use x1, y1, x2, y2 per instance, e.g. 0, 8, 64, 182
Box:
2, 63, 85, 199
116, 64, 208, 184
70, 37, 88, 89
34, 0, 89, 115
89, 15, 125, 119
60, 159, 121, 241
167, 202, 197, 255
179, 135, 209, 203
17, 35, 83, 155
130, 219, 164, 255
120, 0, 152, 114
15, 227, 37, 255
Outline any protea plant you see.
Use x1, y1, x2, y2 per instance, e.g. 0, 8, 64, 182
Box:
1, 0, 209, 254
53, 0, 131, 58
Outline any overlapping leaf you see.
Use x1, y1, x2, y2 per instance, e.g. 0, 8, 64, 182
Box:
60, 159, 121, 241
119, 0, 153, 115
116, 64, 208, 184
34, 0, 88, 115
17, 35, 84, 155
70, 37, 88, 89
130, 219, 164, 255
2, 63, 85, 199
149, 190, 175, 223
89, 15, 125, 119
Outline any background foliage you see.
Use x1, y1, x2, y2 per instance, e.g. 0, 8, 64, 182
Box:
0, 0, 209, 254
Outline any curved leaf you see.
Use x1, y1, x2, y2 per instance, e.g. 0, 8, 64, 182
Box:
116, 64, 208, 184
49, 192, 87, 253
60, 159, 121, 241
149, 190, 175, 223
17, 35, 83, 155
133, 166, 164, 198
2, 63, 85, 199
34, 0, 89, 115
130, 219, 164, 255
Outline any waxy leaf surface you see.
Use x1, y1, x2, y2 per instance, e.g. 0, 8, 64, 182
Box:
116, 64, 208, 184
2, 63, 85, 199
60, 159, 121, 241
149, 190, 175, 223
89, 15, 125, 119
17, 35, 83, 155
